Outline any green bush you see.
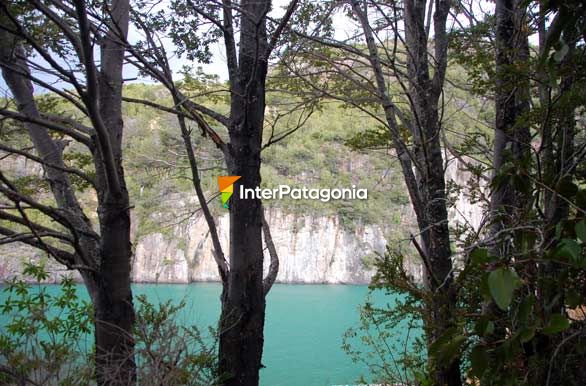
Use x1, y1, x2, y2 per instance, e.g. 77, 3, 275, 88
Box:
0, 264, 221, 386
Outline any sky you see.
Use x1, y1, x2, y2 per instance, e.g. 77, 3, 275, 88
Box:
2, 0, 542, 95
126, 0, 359, 83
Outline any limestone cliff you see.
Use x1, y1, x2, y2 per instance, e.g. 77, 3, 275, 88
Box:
0, 158, 482, 285
131, 208, 389, 284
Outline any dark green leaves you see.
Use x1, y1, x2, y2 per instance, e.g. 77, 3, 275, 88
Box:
542, 314, 570, 335
517, 295, 535, 325
470, 345, 490, 377
519, 326, 536, 343
345, 126, 392, 150
555, 176, 578, 198
475, 317, 495, 337
488, 268, 521, 310
470, 248, 492, 265
429, 327, 467, 364
575, 220, 586, 243
553, 239, 582, 264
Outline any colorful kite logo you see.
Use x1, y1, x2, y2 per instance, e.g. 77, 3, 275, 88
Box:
218, 176, 241, 208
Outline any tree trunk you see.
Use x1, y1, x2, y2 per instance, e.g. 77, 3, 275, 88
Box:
217, 1, 269, 385
533, 33, 577, 386
93, 0, 136, 382
94, 198, 136, 386
350, 0, 461, 384
218, 155, 265, 385
491, 0, 531, 247
0, 3, 136, 384
403, 1, 462, 384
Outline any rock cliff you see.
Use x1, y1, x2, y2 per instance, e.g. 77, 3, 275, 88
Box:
0, 158, 482, 285
131, 208, 389, 284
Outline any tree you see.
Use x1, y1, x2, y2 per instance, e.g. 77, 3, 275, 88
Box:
281, 0, 463, 384
445, 1, 586, 384
116, 1, 300, 384
481, 0, 532, 359
490, 0, 531, 244
0, 1, 136, 384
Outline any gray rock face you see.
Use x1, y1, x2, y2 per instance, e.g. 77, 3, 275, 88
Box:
0, 207, 391, 285
0, 158, 483, 285
131, 208, 387, 284
0, 244, 82, 284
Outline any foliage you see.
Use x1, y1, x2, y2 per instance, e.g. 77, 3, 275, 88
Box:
342, 246, 429, 385
0, 264, 220, 386
458, 216, 586, 385
0, 263, 93, 385
134, 295, 221, 386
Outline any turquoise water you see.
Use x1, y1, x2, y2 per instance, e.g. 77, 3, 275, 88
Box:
1, 283, 413, 386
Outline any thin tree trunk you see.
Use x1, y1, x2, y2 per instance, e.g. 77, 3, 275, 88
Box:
217, 1, 270, 384
533, 35, 577, 386
350, 1, 461, 384
490, 0, 531, 248
0, 2, 136, 384
93, 0, 136, 382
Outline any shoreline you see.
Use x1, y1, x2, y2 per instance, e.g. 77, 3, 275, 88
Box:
0, 279, 372, 286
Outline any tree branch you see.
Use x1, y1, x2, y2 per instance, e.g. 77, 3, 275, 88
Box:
175, 95, 229, 283
222, 0, 239, 83
74, 0, 122, 195
262, 209, 279, 296
0, 108, 93, 148
266, 0, 299, 56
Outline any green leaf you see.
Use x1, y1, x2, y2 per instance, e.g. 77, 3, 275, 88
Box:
554, 239, 581, 261
542, 314, 570, 335
430, 332, 467, 363
517, 295, 535, 325
488, 268, 520, 311
474, 318, 495, 337
471, 248, 491, 265
470, 345, 490, 377
576, 220, 586, 243
519, 326, 536, 343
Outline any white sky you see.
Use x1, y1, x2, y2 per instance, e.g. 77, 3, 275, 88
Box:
2, 0, 545, 94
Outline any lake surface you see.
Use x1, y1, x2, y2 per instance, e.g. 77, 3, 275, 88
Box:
1, 283, 414, 386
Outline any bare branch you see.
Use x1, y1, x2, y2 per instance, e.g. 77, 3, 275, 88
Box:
221, 0, 239, 82
0, 143, 95, 187
267, 0, 299, 56
262, 210, 279, 296
175, 96, 229, 282
0, 108, 93, 147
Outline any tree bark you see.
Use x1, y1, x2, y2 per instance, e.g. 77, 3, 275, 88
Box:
92, 0, 136, 383
490, 0, 532, 248
403, 1, 461, 384
533, 28, 578, 386
351, 1, 461, 384
217, 1, 270, 385
0, 2, 136, 384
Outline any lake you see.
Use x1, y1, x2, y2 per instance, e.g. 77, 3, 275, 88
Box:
1, 283, 415, 386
